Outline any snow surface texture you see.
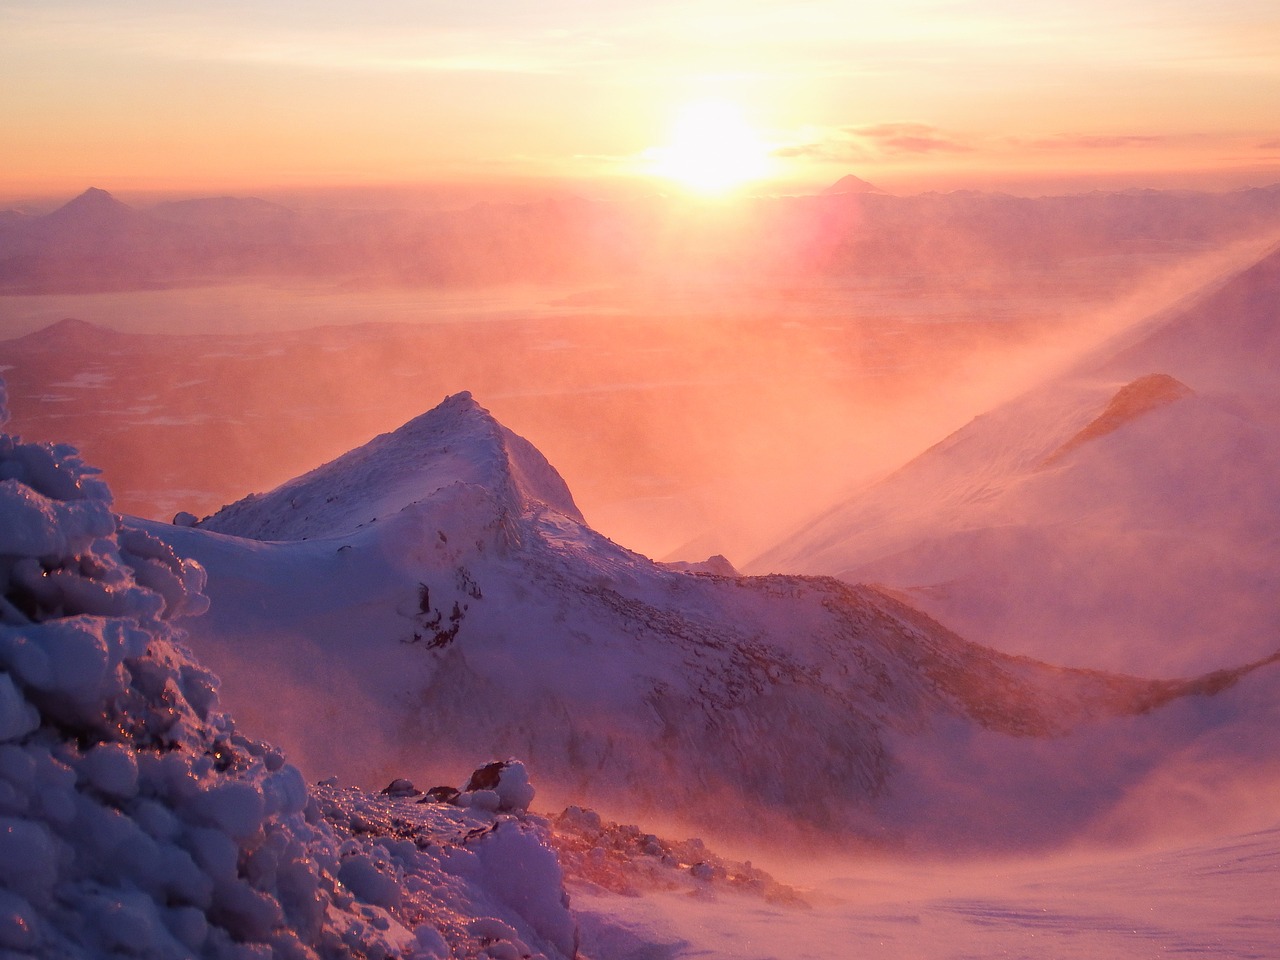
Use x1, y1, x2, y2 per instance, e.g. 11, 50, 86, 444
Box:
142, 393, 1280, 853
754, 241, 1280, 675
0, 386, 577, 959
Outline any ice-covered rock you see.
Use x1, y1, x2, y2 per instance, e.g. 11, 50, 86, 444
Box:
379, 777, 421, 798
463, 760, 536, 813
549, 805, 805, 905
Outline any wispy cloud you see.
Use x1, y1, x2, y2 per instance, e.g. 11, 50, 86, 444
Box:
771, 141, 867, 162
0, 4, 610, 77
1023, 133, 1177, 151
774, 123, 971, 162
228, 40, 561, 76
851, 123, 973, 155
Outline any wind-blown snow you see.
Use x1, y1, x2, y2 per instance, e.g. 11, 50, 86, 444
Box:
3, 360, 1278, 954
570, 823, 1280, 960
754, 242, 1280, 675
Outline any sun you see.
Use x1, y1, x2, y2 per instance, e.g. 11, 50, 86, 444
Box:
647, 99, 772, 195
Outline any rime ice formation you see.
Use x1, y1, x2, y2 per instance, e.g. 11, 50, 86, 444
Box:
0, 384, 577, 960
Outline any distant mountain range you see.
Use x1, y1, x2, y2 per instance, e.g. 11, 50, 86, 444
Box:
5, 182, 1280, 292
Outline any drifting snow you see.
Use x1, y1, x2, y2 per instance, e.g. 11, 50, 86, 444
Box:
570, 823, 1280, 960
754, 243, 1280, 675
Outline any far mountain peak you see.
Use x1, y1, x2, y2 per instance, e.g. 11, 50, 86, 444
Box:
13, 316, 119, 345
42, 186, 135, 226
822, 174, 883, 196
63, 186, 126, 209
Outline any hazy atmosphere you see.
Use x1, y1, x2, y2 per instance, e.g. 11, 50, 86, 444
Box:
2, 3, 1279, 959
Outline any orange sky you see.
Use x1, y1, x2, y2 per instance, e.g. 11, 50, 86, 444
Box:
2, 0, 1279, 200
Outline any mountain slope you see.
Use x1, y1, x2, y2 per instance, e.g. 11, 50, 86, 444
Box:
0, 387, 578, 960
138, 394, 1280, 852
753, 243, 1280, 675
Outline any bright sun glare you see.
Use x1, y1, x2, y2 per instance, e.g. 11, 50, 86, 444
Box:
648, 99, 772, 195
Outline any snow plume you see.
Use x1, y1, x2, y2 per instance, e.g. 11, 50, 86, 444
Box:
0, 386, 577, 959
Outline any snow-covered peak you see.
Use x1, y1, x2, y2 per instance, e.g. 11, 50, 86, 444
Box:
0, 383, 580, 959
199, 391, 583, 541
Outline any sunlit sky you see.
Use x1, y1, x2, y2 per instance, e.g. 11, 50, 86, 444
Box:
2, 0, 1279, 200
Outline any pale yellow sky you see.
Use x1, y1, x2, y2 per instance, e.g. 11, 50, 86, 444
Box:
2, 0, 1278, 199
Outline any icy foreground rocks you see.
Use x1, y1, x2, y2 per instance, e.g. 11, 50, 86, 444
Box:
0, 384, 577, 959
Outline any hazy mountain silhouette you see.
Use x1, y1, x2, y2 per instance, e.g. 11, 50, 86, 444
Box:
822, 173, 883, 195
4, 183, 1280, 292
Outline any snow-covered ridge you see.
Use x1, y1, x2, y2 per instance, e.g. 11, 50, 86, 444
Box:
1041, 372, 1192, 466
198, 391, 582, 543
138, 390, 1280, 853
0, 382, 578, 959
